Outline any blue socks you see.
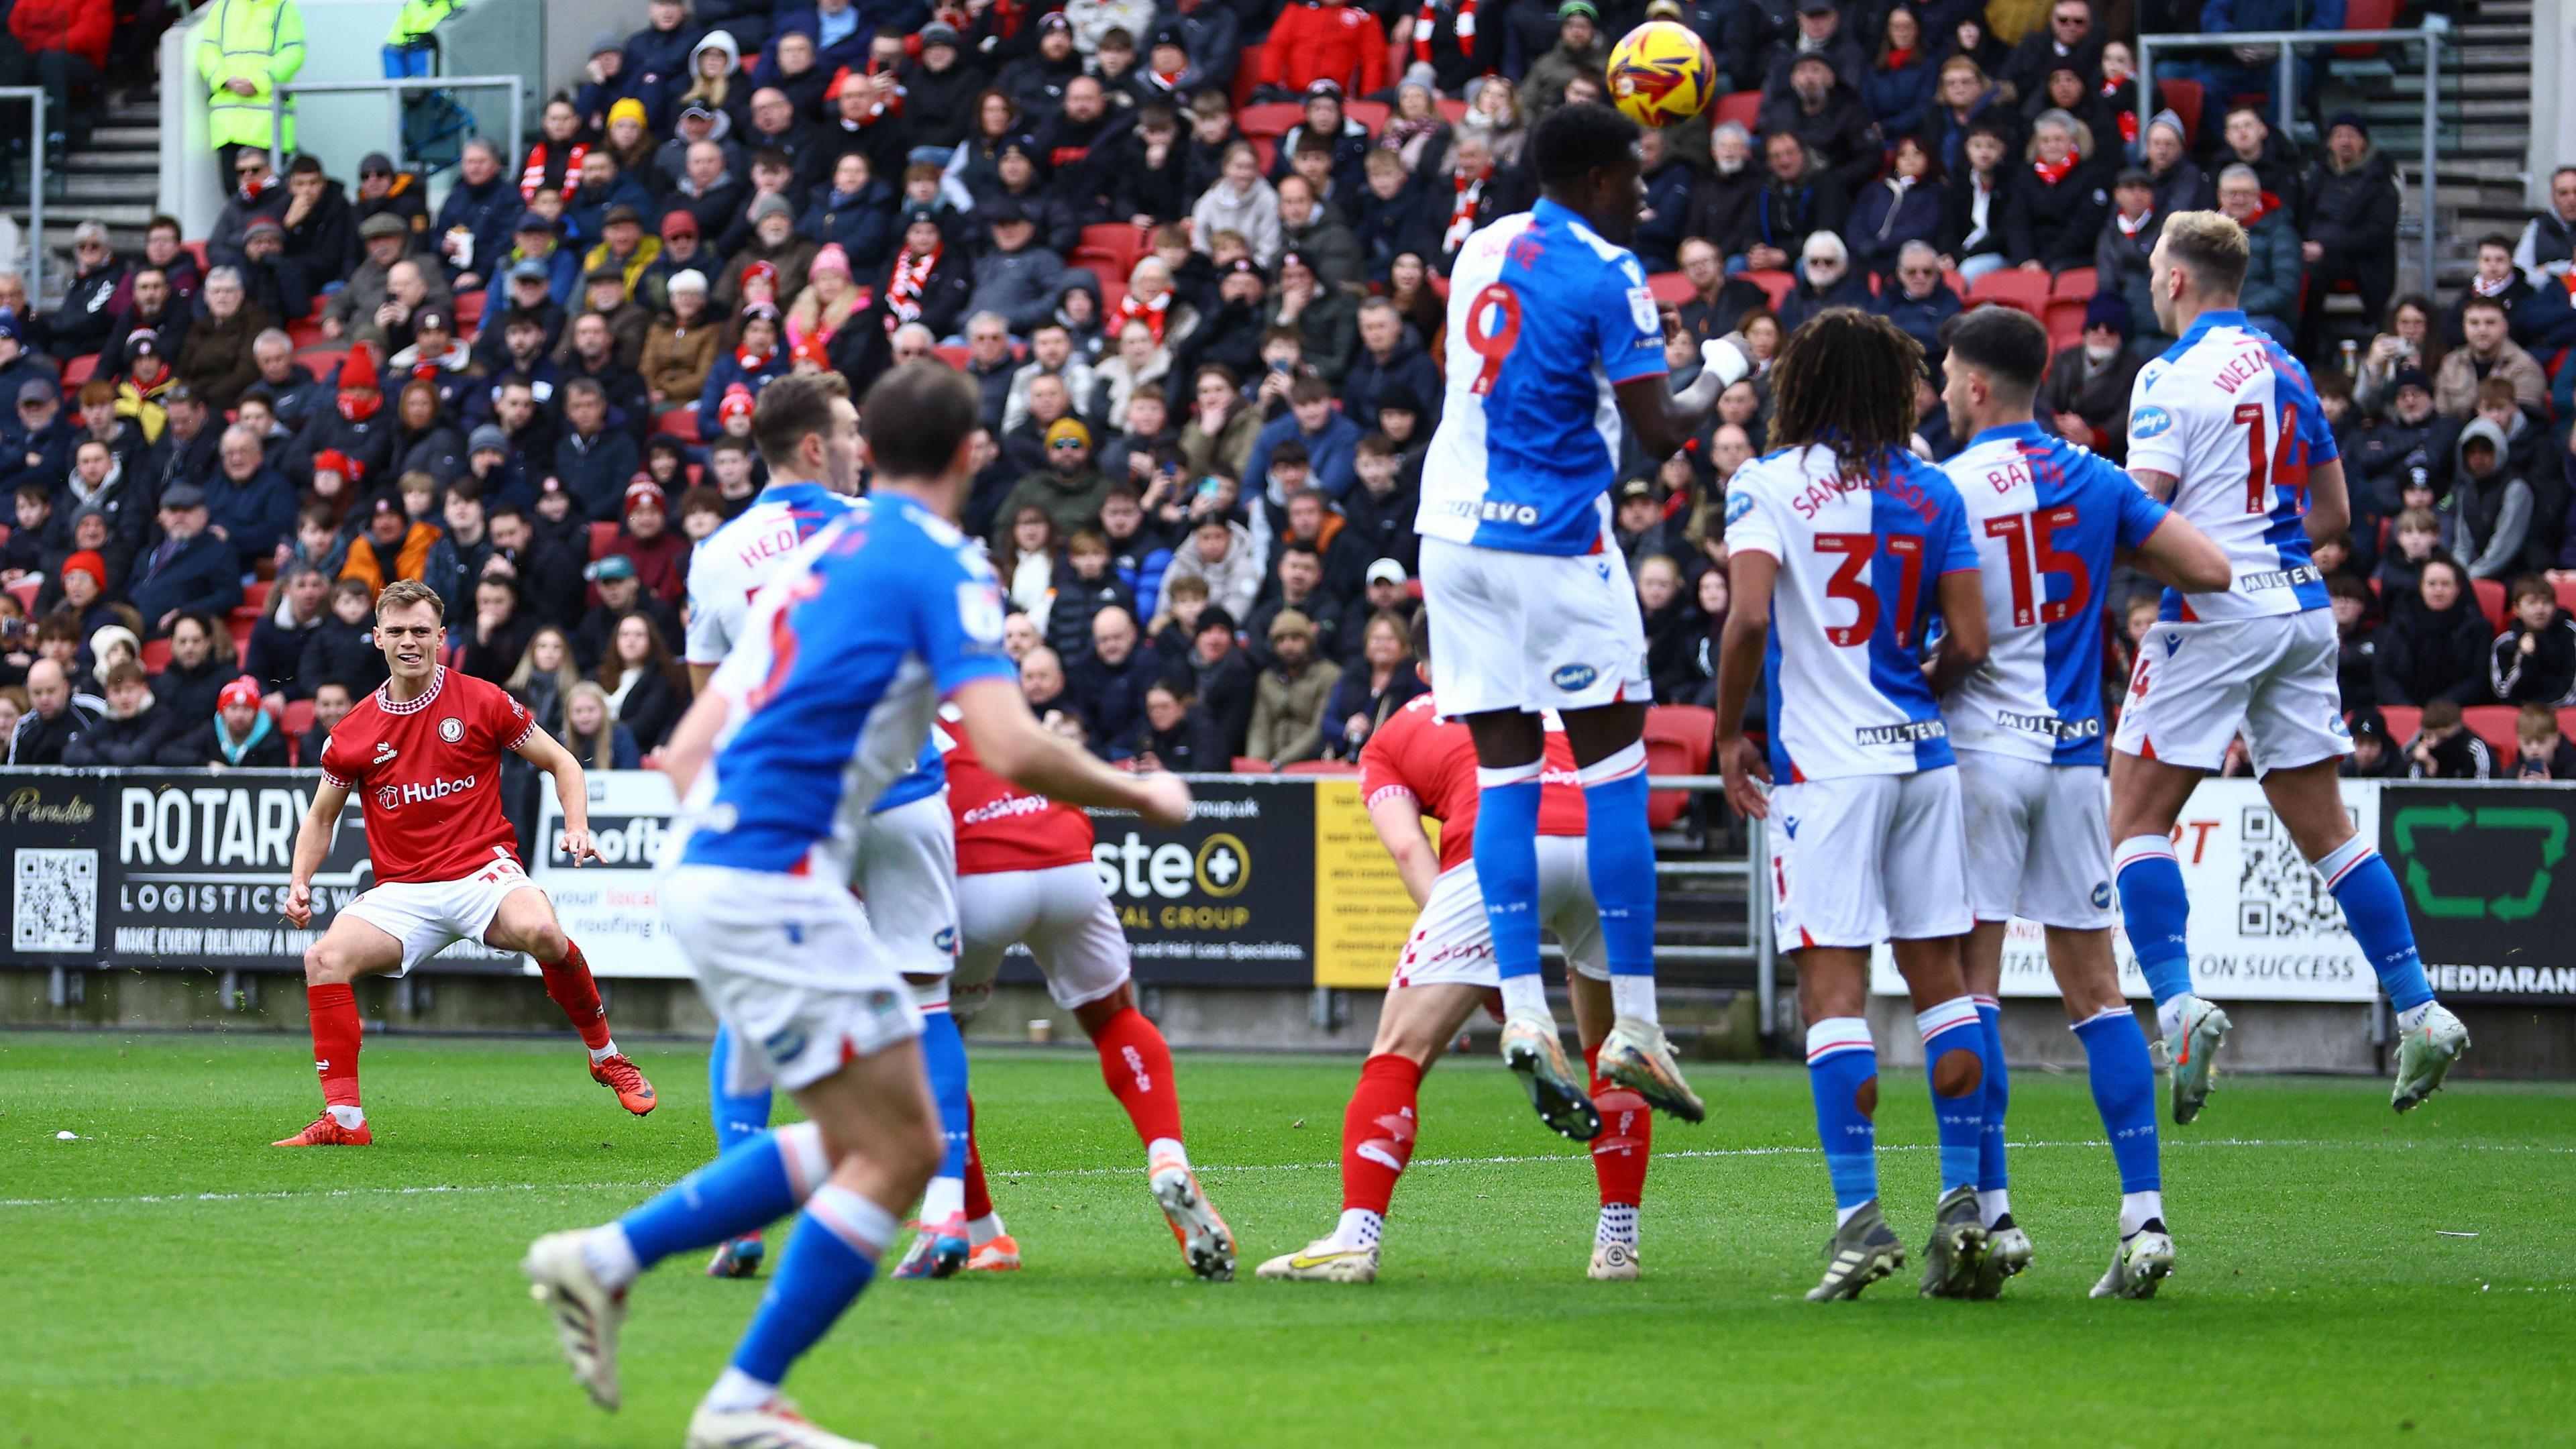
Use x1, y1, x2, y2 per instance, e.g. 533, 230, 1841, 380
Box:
729, 1183, 897, 1388
618, 1122, 827, 1270
2315, 837, 2436, 1012
708, 1024, 775, 1157
1974, 996, 2008, 1198
918, 1003, 972, 1195
2074, 1004, 2161, 1194
2113, 836, 2196, 1008
1805, 1019, 1879, 1216
1578, 744, 1658, 977
1919, 997, 1987, 1195
1472, 761, 1544, 987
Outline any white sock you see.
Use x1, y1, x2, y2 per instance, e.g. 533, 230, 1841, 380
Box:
920, 1175, 964, 1225
2395, 1001, 2432, 1032
1334, 1208, 1383, 1248
588, 1038, 620, 1063
2155, 997, 2188, 1041
582, 1223, 641, 1291
1596, 1201, 1638, 1247
967, 1213, 1006, 1246
2120, 1190, 2165, 1238
1834, 1201, 1868, 1228
327, 1104, 366, 1129
1977, 1189, 2011, 1227
1147, 1136, 1187, 1171
703, 1366, 777, 1414
1610, 975, 1658, 1025
1499, 975, 1550, 1020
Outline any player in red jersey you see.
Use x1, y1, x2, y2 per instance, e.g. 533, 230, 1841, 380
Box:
932, 704, 1235, 1279
270, 581, 656, 1146
1258, 612, 1652, 1284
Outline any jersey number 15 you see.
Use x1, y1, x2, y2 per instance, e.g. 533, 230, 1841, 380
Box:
1983, 506, 2089, 629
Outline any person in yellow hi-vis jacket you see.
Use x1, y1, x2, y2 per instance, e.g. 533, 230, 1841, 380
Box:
195, 0, 306, 193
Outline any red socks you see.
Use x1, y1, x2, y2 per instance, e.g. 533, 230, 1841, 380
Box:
539, 941, 614, 1051
1585, 1044, 1651, 1208
1340, 1053, 1423, 1215
963, 1093, 994, 1222
308, 982, 363, 1111
1087, 1006, 1184, 1148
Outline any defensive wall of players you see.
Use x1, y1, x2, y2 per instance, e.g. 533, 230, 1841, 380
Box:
3, 766, 2572, 1073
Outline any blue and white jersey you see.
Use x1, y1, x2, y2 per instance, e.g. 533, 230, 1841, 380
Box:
1941, 423, 2173, 766
1723, 443, 1980, 781
681, 495, 1016, 878
684, 479, 945, 812
1416, 198, 1669, 557
2127, 309, 2339, 622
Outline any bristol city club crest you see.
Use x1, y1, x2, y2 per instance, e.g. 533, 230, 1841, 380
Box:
439, 718, 465, 743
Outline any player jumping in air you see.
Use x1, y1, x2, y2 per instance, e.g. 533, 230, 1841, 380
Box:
521, 366, 1192, 1449
1256, 614, 1654, 1285
938, 708, 1236, 1280
682, 376, 973, 1284
2109, 212, 2470, 1120
1935, 307, 2233, 1299
1416, 102, 1750, 1138
272, 580, 651, 1146
1711, 309, 1994, 1301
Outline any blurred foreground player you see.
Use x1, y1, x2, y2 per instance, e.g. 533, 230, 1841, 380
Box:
1936, 306, 2232, 1298
520, 366, 1192, 1449
1416, 103, 1752, 1136
1711, 309, 1993, 1301
2108, 212, 2469, 1120
273, 579, 651, 1146
938, 710, 1237, 1281
1257, 613, 1653, 1285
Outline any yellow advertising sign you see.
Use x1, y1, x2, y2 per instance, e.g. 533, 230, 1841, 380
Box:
1309, 777, 1426, 988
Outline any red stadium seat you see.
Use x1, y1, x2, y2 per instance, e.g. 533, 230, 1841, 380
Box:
285, 317, 326, 350
1741, 269, 1796, 307
1646, 271, 1696, 305
61, 353, 97, 387
2374, 705, 2421, 744
5, 576, 35, 614
1641, 705, 1716, 830
1236, 102, 1303, 139
934, 344, 970, 368
2157, 78, 2202, 148
2472, 578, 2507, 631
658, 407, 702, 442
1230, 45, 1264, 108
2337, 0, 2395, 55
143, 637, 172, 672
283, 698, 315, 737
2555, 578, 2576, 616
588, 521, 620, 559
1344, 99, 1389, 136
451, 289, 486, 331
184, 239, 211, 272
2045, 296, 2089, 350
2051, 266, 2097, 300
2461, 706, 2523, 759
1250, 136, 1277, 171
229, 614, 253, 665
241, 578, 271, 612
1079, 222, 1148, 276
1714, 90, 1762, 133
1232, 756, 1275, 773
1438, 97, 1467, 124
1968, 269, 2051, 316
1281, 759, 1359, 775
1097, 278, 1129, 317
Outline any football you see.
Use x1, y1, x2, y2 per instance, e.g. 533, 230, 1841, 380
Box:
1605, 19, 1717, 129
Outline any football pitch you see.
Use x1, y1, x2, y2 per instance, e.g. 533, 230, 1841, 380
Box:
3, 1032, 2571, 1448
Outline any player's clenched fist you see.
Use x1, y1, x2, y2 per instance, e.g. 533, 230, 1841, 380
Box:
281, 879, 314, 929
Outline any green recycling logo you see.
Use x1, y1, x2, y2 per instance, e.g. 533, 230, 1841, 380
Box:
2391, 803, 2567, 921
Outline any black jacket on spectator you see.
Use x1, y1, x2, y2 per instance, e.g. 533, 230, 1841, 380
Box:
2339, 619, 2382, 710
435, 171, 523, 284
2406, 728, 2496, 780
242, 610, 320, 696
7, 701, 100, 763
128, 532, 244, 631
1133, 700, 1228, 769
609, 666, 685, 752
1730, 166, 1851, 264
2299, 144, 2402, 317
574, 595, 683, 673
2490, 611, 2576, 706
1846, 176, 1946, 277
1189, 645, 1256, 755
2039, 343, 2144, 462
296, 616, 388, 699
63, 700, 182, 765
2349, 413, 2457, 515
1044, 574, 1138, 663
281, 180, 356, 286
1874, 278, 1965, 360
36, 257, 127, 360
1341, 343, 1442, 433
2374, 590, 2493, 706
2005, 160, 2110, 270
1757, 88, 1885, 197
1778, 270, 1875, 334
1684, 163, 1760, 260
1067, 647, 1155, 758
152, 654, 231, 725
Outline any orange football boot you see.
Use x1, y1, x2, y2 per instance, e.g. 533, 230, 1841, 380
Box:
590, 1053, 658, 1115
272, 1114, 372, 1146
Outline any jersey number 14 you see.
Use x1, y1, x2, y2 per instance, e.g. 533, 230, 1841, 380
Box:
2234, 402, 2309, 514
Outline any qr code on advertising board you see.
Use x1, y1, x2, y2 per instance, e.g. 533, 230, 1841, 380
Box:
14, 848, 98, 953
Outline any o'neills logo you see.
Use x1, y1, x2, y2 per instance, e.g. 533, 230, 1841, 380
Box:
7, 786, 95, 824
376, 774, 478, 809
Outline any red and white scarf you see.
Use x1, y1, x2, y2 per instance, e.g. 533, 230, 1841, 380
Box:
736, 340, 777, 372
2473, 271, 2514, 298
884, 246, 940, 327
1116, 286, 1173, 342
519, 142, 586, 202
2116, 206, 2153, 237
2032, 154, 2078, 186
1414, 0, 1475, 66
1444, 168, 1488, 254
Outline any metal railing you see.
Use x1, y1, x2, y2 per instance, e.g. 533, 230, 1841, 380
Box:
0, 86, 47, 301
1652, 776, 1778, 1038
266, 74, 527, 182
2137, 28, 2442, 297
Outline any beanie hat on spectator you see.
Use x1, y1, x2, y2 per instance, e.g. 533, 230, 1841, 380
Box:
62, 550, 107, 592
589, 28, 622, 58
1045, 417, 1093, 450
468, 425, 510, 456
717, 385, 757, 425
624, 477, 667, 517
749, 193, 796, 225
1269, 608, 1316, 639
609, 98, 649, 128
792, 335, 831, 369
0, 313, 31, 346
2083, 292, 2131, 337
741, 261, 780, 296
810, 243, 851, 278
243, 215, 284, 243
2392, 366, 2432, 396
2349, 704, 2388, 744
1376, 381, 1424, 416
89, 625, 140, 679
661, 210, 700, 241
2145, 109, 2186, 148
1197, 605, 1238, 636
339, 345, 380, 394
218, 676, 263, 712
358, 212, 409, 240
2328, 111, 2369, 140
312, 448, 362, 482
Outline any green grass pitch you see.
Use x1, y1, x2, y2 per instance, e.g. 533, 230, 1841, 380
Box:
3, 1031, 2571, 1447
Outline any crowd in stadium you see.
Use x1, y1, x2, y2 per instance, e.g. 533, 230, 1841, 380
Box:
0, 0, 2573, 782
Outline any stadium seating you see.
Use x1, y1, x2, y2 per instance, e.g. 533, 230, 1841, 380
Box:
2556, 577, 2576, 616
1230, 46, 1263, 108
2051, 267, 2098, 301
1344, 100, 1389, 133
1968, 269, 2051, 316
658, 407, 702, 442
2473, 578, 2507, 631
2044, 296, 2089, 350
1646, 271, 1695, 305
1714, 91, 1762, 133
1232, 757, 1274, 773
1741, 270, 1795, 308
1281, 759, 1358, 775
1235, 102, 1303, 140
5, 576, 34, 614
61, 354, 98, 388
589, 521, 621, 559
2463, 706, 2523, 758
2375, 704, 2421, 743
2159, 78, 2203, 146
1641, 704, 1715, 830
142, 637, 171, 672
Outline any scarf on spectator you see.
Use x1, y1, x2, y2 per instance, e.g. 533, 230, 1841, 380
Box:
1116, 286, 1173, 342
520, 142, 586, 202
337, 388, 381, 423
884, 246, 940, 327
2473, 272, 2514, 298
2032, 153, 2078, 186
2116, 205, 2153, 237
737, 336, 778, 372
115, 375, 172, 444
1445, 166, 1489, 254
1415, 0, 1474, 66
1882, 47, 1915, 68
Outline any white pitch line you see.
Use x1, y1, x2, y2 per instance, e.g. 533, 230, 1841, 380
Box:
4, 1137, 2564, 1211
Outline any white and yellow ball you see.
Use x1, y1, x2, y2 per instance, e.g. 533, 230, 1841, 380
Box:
1605, 20, 1717, 129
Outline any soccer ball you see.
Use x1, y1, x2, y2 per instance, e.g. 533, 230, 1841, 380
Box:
1605, 21, 1717, 129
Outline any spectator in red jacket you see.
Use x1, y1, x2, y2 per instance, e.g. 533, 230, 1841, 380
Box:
600, 476, 689, 604
1253, 0, 1387, 101
8, 0, 110, 166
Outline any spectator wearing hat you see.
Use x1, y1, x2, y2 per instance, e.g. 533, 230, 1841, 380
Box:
903, 21, 989, 149
459, 425, 531, 513
2350, 366, 2457, 513
1996, 0, 2100, 107
480, 272, 573, 378
800, 153, 900, 272
584, 203, 663, 303
43, 546, 121, 639
111, 332, 176, 443
433, 139, 521, 292
998, 415, 1114, 541
324, 214, 455, 345
602, 476, 690, 604
969, 199, 1078, 335
563, 269, 656, 376
2041, 290, 2145, 460
491, 211, 584, 311
998, 11, 1087, 117
2339, 704, 2408, 778
2298, 113, 2403, 351
31, 219, 127, 363
0, 379, 75, 496
633, 210, 709, 313
233, 214, 310, 327
572, 552, 682, 672
1519, 1, 1607, 120
128, 482, 241, 631
1245, 606, 1342, 765
873, 206, 973, 343
2216, 162, 2302, 345
1760, 51, 1886, 199
716, 191, 818, 310
566, 149, 657, 247
160, 673, 290, 767
103, 265, 192, 382
694, 303, 788, 437
642, 268, 722, 409
388, 306, 484, 413
350, 151, 432, 263
174, 265, 272, 412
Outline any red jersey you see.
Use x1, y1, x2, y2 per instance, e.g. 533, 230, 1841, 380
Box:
1358, 694, 1586, 873
936, 719, 1096, 876
319, 667, 535, 883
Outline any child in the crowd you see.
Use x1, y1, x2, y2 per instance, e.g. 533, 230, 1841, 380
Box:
2375, 506, 2442, 599
2404, 698, 2495, 780
2511, 702, 2576, 779
2489, 575, 2576, 706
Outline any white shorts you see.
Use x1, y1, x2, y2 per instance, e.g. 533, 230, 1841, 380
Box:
852, 792, 959, 979
952, 862, 1132, 1011
340, 856, 535, 975
1769, 769, 1972, 950
2112, 610, 2350, 774
664, 863, 922, 1093
1393, 836, 1609, 989
1417, 535, 1650, 715
1956, 751, 2117, 929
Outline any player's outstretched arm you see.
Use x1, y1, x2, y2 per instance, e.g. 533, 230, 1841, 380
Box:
1924, 570, 1990, 698
2301, 458, 2351, 544
1366, 794, 1441, 908
282, 780, 349, 928
950, 678, 1193, 827
658, 690, 729, 800
1613, 315, 1747, 459
513, 725, 601, 866
1711, 549, 1778, 820
2130, 511, 2235, 595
